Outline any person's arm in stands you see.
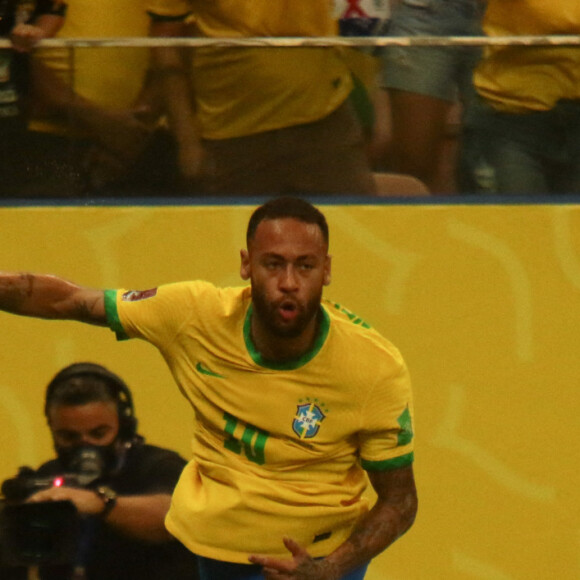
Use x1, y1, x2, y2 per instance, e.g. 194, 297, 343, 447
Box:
10, 0, 67, 52
148, 17, 204, 183
26, 57, 154, 164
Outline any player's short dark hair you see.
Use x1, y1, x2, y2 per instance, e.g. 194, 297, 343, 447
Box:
246, 197, 329, 247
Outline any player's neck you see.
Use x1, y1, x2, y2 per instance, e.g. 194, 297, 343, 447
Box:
251, 313, 320, 363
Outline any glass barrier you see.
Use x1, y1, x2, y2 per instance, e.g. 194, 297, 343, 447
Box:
1, 20, 579, 199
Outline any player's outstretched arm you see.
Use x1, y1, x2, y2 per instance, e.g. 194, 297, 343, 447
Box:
0, 272, 107, 325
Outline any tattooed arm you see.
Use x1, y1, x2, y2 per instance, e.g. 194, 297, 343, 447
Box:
323, 466, 418, 577
0, 272, 106, 325
249, 465, 418, 579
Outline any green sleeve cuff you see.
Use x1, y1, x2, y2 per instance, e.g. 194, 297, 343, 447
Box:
104, 290, 129, 341
361, 452, 414, 472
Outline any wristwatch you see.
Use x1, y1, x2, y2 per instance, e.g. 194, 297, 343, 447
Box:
95, 485, 117, 518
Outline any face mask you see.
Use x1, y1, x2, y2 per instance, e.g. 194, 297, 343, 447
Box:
55, 443, 121, 486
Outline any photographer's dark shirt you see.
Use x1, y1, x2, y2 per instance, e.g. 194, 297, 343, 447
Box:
4, 441, 199, 580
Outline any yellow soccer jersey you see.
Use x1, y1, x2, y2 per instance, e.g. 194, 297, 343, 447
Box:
145, 0, 353, 139
104, 281, 414, 563
31, 0, 151, 135
475, 0, 580, 113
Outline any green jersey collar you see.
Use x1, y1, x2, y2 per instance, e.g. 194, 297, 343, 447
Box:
243, 304, 330, 370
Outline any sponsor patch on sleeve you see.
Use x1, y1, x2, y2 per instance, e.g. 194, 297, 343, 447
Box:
122, 288, 158, 302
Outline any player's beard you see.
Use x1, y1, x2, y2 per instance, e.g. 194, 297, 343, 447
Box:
251, 284, 322, 340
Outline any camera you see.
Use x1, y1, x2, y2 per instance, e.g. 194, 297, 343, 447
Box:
2, 445, 108, 503
0, 446, 108, 567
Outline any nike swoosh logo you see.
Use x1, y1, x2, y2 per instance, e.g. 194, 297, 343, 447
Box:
196, 361, 226, 379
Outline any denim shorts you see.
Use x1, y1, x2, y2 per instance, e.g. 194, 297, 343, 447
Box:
378, 0, 484, 102
459, 97, 580, 194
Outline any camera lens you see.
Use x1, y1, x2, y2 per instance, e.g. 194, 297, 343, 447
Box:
68, 447, 106, 486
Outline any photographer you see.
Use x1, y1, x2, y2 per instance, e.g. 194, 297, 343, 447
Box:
0, 362, 198, 579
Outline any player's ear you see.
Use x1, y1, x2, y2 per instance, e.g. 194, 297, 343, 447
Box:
240, 249, 251, 280
323, 255, 332, 286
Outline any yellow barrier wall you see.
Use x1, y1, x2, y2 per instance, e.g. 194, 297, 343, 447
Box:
0, 203, 578, 579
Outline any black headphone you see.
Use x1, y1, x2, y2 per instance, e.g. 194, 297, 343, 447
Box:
44, 362, 138, 441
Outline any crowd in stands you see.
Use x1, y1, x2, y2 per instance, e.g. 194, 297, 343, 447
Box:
0, 0, 578, 198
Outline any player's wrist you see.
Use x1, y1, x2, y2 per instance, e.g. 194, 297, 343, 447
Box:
317, 558, 342, 580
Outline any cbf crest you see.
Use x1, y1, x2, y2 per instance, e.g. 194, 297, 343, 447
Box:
293, 400, 327, 439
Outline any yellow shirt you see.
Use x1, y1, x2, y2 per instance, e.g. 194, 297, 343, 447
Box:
31, 0, 150, 133
105, 282, 414, 563
474, 0, 580, 113
146, 0, 353, 139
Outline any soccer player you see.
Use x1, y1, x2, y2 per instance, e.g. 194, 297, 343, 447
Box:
0, 197, 417, 580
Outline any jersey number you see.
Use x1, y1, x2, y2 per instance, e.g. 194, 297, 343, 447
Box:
223, 412, 269, 465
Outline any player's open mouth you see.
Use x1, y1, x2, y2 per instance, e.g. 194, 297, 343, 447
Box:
278, 301, 299, 321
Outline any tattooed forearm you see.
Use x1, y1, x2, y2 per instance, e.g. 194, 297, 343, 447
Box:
353, 467, 417, 548
324, 466, 418, 576
0, 273, 37, 312
74, 301, 94, 322
73, 294, 106, 324
346, 489, 416, 553
0, 272, 106, 324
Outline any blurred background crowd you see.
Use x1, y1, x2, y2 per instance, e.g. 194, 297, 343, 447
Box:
0, 0, 578, 199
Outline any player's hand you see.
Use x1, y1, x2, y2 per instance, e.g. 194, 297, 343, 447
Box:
249, 537, 340, 580
27, 485, 106, 516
